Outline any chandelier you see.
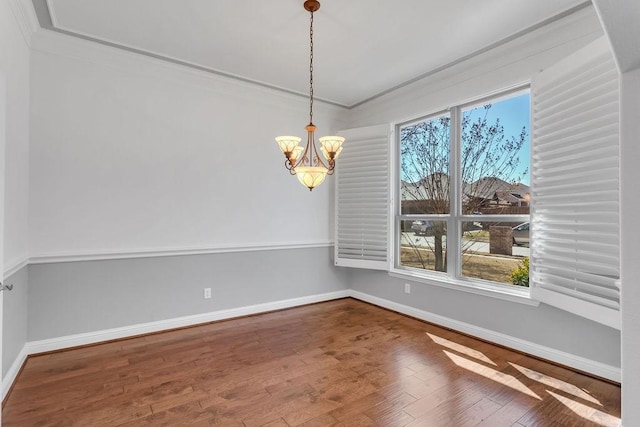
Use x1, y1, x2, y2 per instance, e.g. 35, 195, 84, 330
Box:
275, 0, 344, 191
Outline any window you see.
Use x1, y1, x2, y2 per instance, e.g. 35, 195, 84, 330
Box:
335, 37, 619, 328
335, 37, 623, 328
397, 90, 531, 289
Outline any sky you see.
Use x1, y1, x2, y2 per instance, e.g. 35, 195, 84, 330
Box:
401, 91, 531, 186
464, 92, 531, 185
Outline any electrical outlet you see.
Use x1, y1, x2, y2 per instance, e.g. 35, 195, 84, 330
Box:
204, 288, 212, 299
404, 283, 411, 294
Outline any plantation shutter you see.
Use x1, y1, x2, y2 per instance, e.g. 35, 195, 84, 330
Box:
334, 124, 390, 270
531, 37, 620, 329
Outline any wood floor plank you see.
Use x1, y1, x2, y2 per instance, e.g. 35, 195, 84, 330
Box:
475, 394, 538, 427
2, 298, 620, 426
296, 413, 339, 426
361, 390, 417, 426
455, 396, 504, 426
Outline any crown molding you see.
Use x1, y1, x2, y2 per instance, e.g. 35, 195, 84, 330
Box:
31, 0, 594, 109
32, 0, 349, 109
31, 28, 348, 115
7, 0, 39, 47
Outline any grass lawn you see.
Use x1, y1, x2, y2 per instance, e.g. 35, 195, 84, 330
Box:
400, 246, 525, 285
463, 230, 490, 242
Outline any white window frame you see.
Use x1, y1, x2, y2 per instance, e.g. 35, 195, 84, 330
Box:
390, 86, 536, 305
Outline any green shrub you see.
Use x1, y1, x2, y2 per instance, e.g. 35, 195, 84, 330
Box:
510, 257, 529, 287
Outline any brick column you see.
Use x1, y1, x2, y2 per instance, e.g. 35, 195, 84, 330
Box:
489, 226, 513, 256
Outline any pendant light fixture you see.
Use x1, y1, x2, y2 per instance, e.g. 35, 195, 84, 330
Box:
275, 0, 344, 191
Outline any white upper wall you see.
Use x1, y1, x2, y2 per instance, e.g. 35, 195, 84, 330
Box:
1, 0, 33, 275
593, 0, 640, 73
26, 4, 604, 260
347, 7, 603, 127
28, 30, 347, 258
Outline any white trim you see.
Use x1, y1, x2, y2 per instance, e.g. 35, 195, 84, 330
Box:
44, 21, 347, 106
350, 290, 621, 382
1, 344, 28, 401
335, 258, 388, 270
31, 29, 348, 109
389, 270, 539, 307
3, 256, 29, 279
29, 241, 334, 265
37, 0, 592, 109
535, 286, 620, 330
45, 0, 57, 27
2, 289, 619, 399
7, 0, 39, 47
26, 290, 350, 354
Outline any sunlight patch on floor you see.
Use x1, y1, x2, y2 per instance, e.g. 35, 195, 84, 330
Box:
547, 390, 620, 427
509, 363, 601, 405
426, 333, 497, 366
443, 350, 540, 400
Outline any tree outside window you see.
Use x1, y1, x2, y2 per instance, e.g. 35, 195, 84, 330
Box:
398, 91, 530, 286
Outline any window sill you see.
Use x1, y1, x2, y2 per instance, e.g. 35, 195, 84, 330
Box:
388, 269, 540, 307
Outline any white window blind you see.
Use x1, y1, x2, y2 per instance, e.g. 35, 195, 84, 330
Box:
531, 37, 620, 329
334, 124, 390, 270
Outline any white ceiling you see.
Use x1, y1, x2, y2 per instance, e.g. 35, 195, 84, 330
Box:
35, 0, 590, 107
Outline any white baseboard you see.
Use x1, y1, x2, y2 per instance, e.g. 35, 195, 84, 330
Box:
3, 288, 619, 404
349, 290, 621, 383
2, 344, 28, 401
26, 290, 350, 355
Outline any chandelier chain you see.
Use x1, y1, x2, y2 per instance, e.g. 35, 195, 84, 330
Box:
274, 1, 345, 191
309, 10, 314, 124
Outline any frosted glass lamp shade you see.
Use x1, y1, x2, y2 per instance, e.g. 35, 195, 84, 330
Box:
276, 136, 302, 155
294, 166, 328, 190
290, 146, 304, 163
321, 145, 343, 161
319, 136, 344, 160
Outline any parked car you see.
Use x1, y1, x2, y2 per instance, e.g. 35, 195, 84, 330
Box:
411, 220, 433, 236
512, 222, 530, 246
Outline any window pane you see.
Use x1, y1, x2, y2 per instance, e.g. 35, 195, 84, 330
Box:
400, 114, 450, 214
461, 220, 529, 286
461, 93, 530, 215
400, 219, 447, 272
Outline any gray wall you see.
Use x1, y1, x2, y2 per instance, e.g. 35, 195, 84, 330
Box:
28, 246, 349, 341
2, 266, 28, 376
16, 246, 621, 373
349, 269, 620, 368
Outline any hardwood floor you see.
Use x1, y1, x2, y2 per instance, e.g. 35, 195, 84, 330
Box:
3, 298, 620, 426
